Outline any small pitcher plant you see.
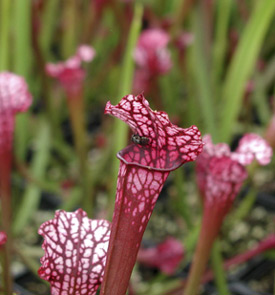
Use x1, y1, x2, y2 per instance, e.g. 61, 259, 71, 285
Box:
184, 134, 272, 295
46, 45, 96, 214
0, 72, 32, 295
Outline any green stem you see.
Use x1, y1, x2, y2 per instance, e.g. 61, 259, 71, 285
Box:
184, 220, 201, 261
62, 0, 77, 58
191, 8, 216, 140
14, 114, 30, 162
13, 0, 32, 77
66, 91, 87, 174
174, 168, 193, 229
170, 0, 196, 39
231, 188, 257, 222
185, 51, 201, 128
212, 0, 232, 87
40, 0, 59, 60
211, 240, 230, 295
251, 56, 275, 125
66, 89, 92, 216
220, 0, 275, 142
0, 0, 11, 70
13, 119, 51, 235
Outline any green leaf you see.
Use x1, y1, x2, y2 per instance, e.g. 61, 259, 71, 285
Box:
13, 119, 51, 235
220, 0, 275, 142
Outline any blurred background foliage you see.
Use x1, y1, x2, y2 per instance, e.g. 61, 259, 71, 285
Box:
0, 0, 274, 294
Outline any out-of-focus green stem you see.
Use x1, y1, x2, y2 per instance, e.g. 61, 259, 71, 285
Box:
66, 92, 87, 178
109, 3, 143, 217
0, 0, 11, 70
174, 168, 193, 229
184, 220, 201, 260
211, 240, 230, 295
13, 0, 33, 164
252, 56, 275, 125
13, 0, 31, 77
220, 0, 275, 142
40, 0, 59, 59
170, 0, 196, 39
66, 90, 92, 216
212, 0, 232, 87
191, 9, 216, 140
15, 114, 30, 161
13, 119, 51, 235
185, 50, 201, 128
62, 0, 77, 58
231, 188, 257, 222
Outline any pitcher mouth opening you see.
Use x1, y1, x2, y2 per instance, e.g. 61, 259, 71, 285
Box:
117, 144, 186, 172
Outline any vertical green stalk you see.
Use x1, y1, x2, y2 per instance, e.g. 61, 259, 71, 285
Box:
0, 0, 11, 70
66, 91, 86, 179
170, 0, 196, 39
174, 168, 193, 229
13, 119, 51, 235
66, 90, 92, 216
231, 188, 257, 222
40, 0, 59, 59
13, 0, 32, 162
212, 0, 232, 87
252, 56, 275, 125
185, 49, 201, 128
62, 0, 77, 58
220, 0, 275, 142
190, 9, 216, 140
13, 0, 31, 77
109, 2, 143, 216
211, 240, 230, 295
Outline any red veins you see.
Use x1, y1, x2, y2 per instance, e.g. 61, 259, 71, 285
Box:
137, 237, 184, 275
0, 72, 32, 152
115, 162, 169, 236
105, 93, 203, 171
204, 157, 247, 209
46, 45, 95, 94
38, 209, 110, 295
